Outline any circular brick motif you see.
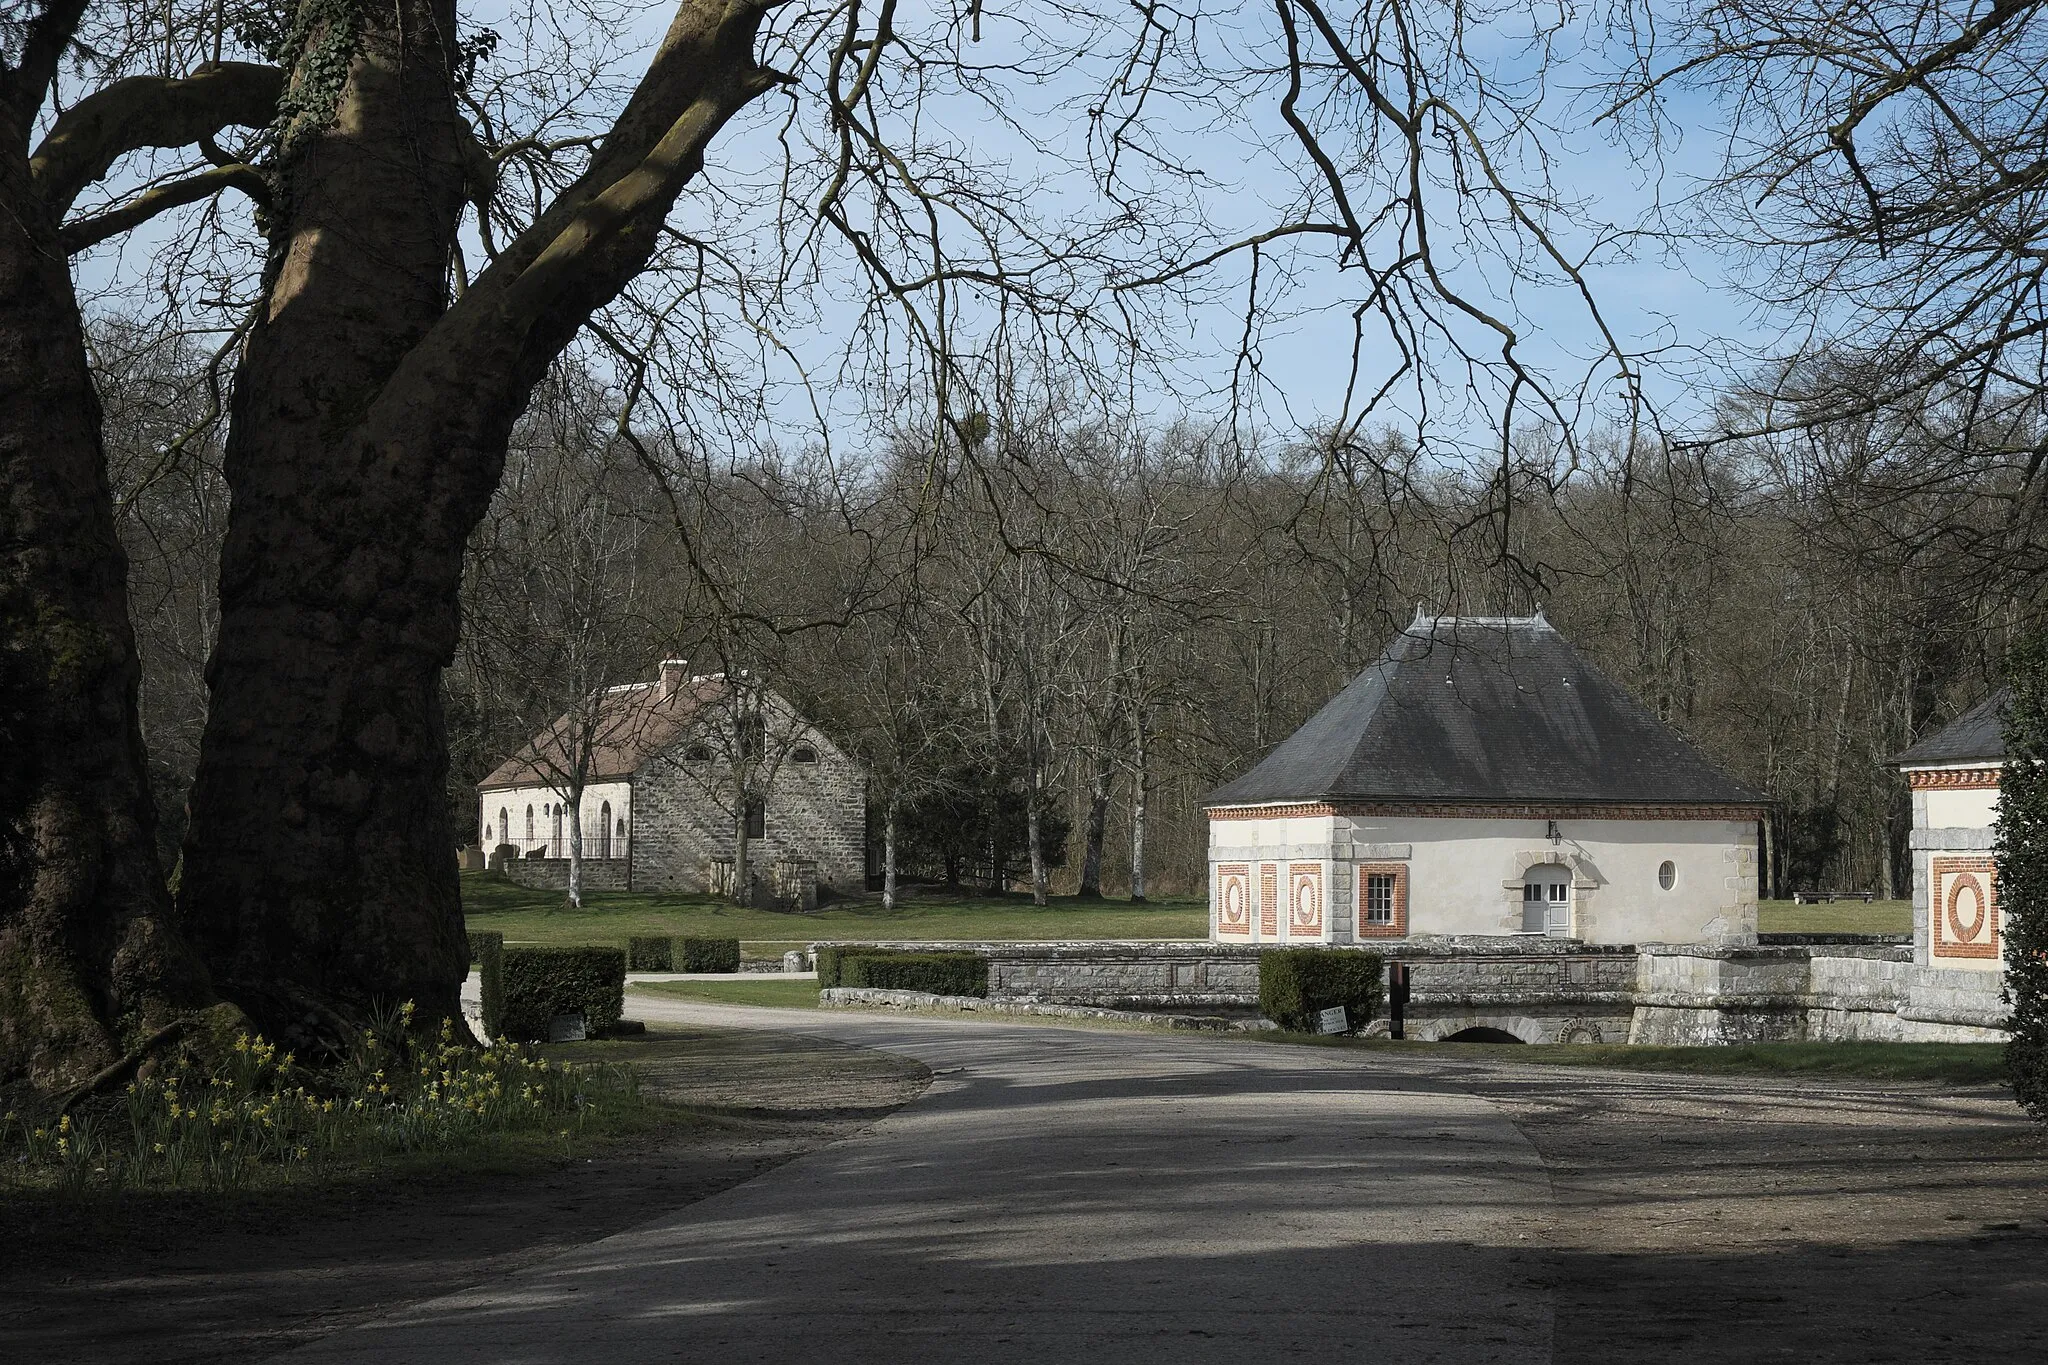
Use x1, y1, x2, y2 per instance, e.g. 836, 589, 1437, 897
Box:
1947, 873, 1987, 944
1220, 878, 1248, 928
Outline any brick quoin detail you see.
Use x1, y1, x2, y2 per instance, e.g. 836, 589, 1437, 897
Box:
1906, 768, 2003, 791
1207, 802, 1767, 821
1354, 862, 1408, 938
1932, 856, 2000, 960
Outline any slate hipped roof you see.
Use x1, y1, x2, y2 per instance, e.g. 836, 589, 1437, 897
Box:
1204, 614, 1762, 808
1891, 688, 2008, 767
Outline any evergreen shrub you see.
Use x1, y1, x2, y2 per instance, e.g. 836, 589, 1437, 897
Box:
841, 951, 988, 997
680, 937, 741, 973
1259, 948, 1384, 1033
500, 947, 625, 1041
813, 945, 846, 987
2002, 629, 2048, 1122
627, 935, 675, 972
470, 932, 505, 1038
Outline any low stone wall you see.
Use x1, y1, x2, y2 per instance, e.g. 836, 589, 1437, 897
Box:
501, 858, 632, 893
809, 937, 2006, 1045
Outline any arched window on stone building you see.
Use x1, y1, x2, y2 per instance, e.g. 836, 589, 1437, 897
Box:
599, 801, 613, 859
499, 808, 508, 847
552, 805, 563, 856
525, 806, 534, 846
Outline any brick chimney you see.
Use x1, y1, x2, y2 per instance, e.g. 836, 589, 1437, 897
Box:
659, 659, 688, 698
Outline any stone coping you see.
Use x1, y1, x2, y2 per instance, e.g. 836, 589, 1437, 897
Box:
808, 937, 1645, 959
818, 987, 1277, 1031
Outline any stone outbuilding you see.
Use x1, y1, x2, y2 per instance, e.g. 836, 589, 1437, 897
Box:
1204, 613, 1765, 946
1892, 690, 2010, 1040
477, 662, 866, 902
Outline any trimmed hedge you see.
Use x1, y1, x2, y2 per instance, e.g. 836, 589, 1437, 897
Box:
680, 937, 741, 973
841, 951, 988, 998
500, 947, 625, 1041
1258, 948, 1384, 1033
813, 945, 847, 987
627, 935, 675, 972
470, 932, 505, 1039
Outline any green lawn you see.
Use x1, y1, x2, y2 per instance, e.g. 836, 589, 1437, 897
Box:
632, 978, 823, 1008
462, 870, 1207, 949
1756, 899, 1911, 935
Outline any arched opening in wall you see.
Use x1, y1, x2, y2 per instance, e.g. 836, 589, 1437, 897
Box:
599, 801, 613, 859
1521, 863, 1572, 935
1443, 1027, 1524, 1044
792, 745, 818, 764
525, 806, 534, 846
553, 805, 563, 856
499, 808, 508, 848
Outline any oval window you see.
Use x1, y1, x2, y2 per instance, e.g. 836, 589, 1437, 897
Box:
1658, 860, 1676, 891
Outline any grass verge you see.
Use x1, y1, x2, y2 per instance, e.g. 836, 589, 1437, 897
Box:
1756, 900, 1911, 934
633, 979, 822, 1009
463, 870, 1205, 947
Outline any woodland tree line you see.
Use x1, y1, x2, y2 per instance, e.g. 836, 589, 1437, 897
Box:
6, 0, 2048, 1087
107, 331, 2046, 908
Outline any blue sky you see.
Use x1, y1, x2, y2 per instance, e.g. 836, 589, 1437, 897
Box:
74, 0, 1765, 462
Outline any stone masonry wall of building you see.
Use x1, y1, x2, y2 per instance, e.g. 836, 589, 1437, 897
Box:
503, 857, 631, 893
630, 735, 866, 893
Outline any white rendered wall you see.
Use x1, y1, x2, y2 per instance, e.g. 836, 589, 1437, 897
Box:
479, 780, 633, 860
1924, 787, 2000, 830
1210, 813, 1757, 945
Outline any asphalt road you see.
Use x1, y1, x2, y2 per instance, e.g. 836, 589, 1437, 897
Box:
282, 999, 1556, 1364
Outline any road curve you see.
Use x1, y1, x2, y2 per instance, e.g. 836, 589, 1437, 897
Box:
281, 998, 1555, 1364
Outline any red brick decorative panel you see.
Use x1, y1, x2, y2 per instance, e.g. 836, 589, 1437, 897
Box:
1906, 767, 2003, 791
1287, 862, 1324, 938
1259, 863, 1278, 938
1931, 856, 2000, 960
1354, 862, 1409, 938
1216, 863, 1253, 937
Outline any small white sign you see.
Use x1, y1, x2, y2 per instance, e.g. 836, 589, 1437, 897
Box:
1318, 1006, 1349, 1035
547, 1012, 588, 1043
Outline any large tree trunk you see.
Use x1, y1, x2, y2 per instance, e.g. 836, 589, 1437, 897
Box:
177, 0, 780, 1041
176, 4, 474, 1039
0, 121, 211, 1084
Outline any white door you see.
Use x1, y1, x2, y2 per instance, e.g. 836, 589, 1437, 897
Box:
1523, 867, 1572, 936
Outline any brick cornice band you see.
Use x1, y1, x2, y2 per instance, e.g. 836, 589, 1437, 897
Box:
1905, 767, 2003, 791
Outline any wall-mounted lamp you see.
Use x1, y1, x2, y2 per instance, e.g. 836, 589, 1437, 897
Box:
1546, 819, 1561, 843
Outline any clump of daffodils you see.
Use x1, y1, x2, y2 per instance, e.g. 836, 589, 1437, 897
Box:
2, 1003, 636, 1195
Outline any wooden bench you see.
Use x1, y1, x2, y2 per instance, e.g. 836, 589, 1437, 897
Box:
1791, 889, 1877, 904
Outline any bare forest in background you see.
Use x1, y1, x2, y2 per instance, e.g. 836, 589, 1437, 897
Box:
105, 331, 2042, 905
